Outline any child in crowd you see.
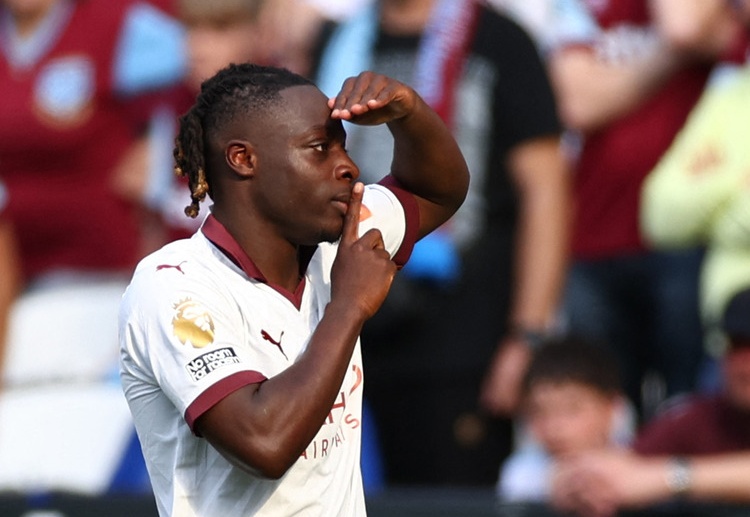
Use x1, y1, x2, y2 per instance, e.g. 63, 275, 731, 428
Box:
498, 336, 633, 502
549, 287, 750, 516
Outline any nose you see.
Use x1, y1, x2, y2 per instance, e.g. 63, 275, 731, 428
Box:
334, 151, 359, 182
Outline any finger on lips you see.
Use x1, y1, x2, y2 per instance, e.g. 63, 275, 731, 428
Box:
341, 182, 363, 242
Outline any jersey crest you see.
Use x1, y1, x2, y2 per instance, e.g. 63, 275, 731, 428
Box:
172, 298, 215, 348
34, 55, 95, 127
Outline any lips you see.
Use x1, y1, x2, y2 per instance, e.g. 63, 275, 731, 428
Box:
331, 191, 351, 215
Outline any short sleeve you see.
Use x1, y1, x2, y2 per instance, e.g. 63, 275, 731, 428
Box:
120, 261, 265, 431
478, 12, 562, 151
363, 180, 419, 267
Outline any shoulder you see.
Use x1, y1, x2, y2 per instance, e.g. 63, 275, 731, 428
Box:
656, 393, 720, 419
639, 394, 720, 434
365, 180, 419, 266
121, 236, 226, 315
471, 6, 550, 85
474, 7, 538, 55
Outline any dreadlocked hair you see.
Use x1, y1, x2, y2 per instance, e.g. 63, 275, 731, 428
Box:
173, 62, 315, 218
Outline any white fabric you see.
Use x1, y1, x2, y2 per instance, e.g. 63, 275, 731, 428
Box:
490, 0, 599, 53
497, 443, 552, 502
0, 276, 132, 494
0, 383, 133, 494
302, 0, 372, 21
120, 184, 407, 517
3, 276, 125, 386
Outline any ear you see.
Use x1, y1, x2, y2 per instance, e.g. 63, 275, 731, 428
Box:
225, 140, 257, 178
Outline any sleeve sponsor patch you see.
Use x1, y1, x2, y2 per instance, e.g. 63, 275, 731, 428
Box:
186, 347, 241, 381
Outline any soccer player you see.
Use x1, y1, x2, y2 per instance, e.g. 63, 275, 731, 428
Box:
118, 64, 469, 516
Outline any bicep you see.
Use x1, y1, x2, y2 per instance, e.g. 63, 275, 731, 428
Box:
193, 382, 268, 475
506, 136, 568, 191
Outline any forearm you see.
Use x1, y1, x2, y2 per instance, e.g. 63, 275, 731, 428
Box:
246, 302, 366, 470
606, 454, 750, 508
554, 450, 750, 516
687, 454, 750, 502
507, 137, 570, 332
617, 454, 750, 505
0, 220, 21, 386
201, 302, 366, 478
387, 94, 469, 234
549, 43, 681, 133
199, 183, 395, 478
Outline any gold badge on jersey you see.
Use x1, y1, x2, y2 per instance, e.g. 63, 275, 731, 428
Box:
172, 298, 215, 348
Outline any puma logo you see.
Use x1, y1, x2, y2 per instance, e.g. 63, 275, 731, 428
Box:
156, 261, 187, 274
261, 330, 287, 359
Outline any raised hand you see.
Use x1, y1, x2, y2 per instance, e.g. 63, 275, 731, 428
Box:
328, 71, 417, 127
330, 182, 397, 320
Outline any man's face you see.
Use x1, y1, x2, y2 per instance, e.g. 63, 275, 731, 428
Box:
184, 14, 263, 92
246, 85, 360, 245
525, 381, 617, 457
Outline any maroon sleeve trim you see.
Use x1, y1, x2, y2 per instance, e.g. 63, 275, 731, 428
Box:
378, 175, 420, 267
185, 370, 267, 434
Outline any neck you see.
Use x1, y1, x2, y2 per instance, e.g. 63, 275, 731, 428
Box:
211, 208, 304, 293
379, 0, 434, 35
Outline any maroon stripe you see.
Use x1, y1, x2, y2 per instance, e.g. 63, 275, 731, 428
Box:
201, 215, 311, 309
379, 176, 420, 267
185, 370, 267, 434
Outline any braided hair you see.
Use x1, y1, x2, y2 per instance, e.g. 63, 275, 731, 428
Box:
173, 63, 315, 218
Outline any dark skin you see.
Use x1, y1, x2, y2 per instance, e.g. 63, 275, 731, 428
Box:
195, 72, 469, 479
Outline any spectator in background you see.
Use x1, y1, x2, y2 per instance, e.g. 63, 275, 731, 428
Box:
498, 336, 633, 504
0, 0, 185, 495
550, 286, 750, 516
177, 0, 267, 92
141, 0, 271, 243
489, 0, 601, 55
255, 0, 373, 77
640, 10, 750, 367
634, 287, 750, 457
546, 0, 742, 419
315, 0, 570, 486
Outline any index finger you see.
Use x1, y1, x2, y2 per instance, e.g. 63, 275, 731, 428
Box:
341, 182, 364, 244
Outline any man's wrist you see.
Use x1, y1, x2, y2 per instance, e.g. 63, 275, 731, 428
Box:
507, 325, 548, 349
665, 456, 692, 497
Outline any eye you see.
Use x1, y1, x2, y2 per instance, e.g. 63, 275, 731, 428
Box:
311, 142, 328, 152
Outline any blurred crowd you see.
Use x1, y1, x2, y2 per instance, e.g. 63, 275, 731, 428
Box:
0, 0, 749, 516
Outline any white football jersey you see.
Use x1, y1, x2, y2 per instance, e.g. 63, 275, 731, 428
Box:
119, 182, 417, 517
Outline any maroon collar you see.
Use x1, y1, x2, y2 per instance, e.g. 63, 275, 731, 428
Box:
201, 214, 314, 309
